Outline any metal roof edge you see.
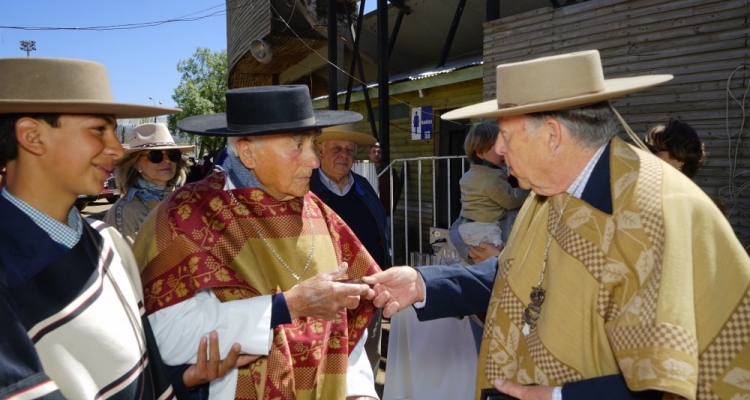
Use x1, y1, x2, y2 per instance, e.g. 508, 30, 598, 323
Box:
312, 57, 483, 108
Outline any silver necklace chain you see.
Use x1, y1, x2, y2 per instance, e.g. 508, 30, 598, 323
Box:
227, 190, 315, 285
522, 193, 573, 337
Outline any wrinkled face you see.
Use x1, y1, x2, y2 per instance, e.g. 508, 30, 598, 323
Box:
318, 140, 356, 182
36, 114, 123, 198
369, 146, 382, 163
495, 115, 557, 196
239, 130, 320, 201
137, 150, 179, 186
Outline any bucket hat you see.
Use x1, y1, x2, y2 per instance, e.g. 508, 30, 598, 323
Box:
177, 85, 362, 136
442, 50, 673, 120
124, 123, 194, 154
317, 124, 377, 146
0, 57, 180, 118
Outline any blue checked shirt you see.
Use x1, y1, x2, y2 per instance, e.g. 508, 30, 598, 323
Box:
1, 188, 82, 250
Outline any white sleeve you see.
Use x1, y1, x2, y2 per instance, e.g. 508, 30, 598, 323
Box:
413, 273, 428, 309
345, 328, 379, 399
148, 289, 273, 364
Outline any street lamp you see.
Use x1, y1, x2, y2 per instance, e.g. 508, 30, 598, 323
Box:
19, 40, 36, 57
148, 96, 162, 123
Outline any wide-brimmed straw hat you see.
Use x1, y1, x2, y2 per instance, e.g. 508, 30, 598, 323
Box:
0, 57, 180, 118
125, 123, 194, 154
442, 50, 673, 120
317, 124, 377, 147
177, 85, 362, 136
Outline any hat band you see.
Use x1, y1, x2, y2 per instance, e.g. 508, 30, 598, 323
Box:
228, 116, 316, 132
131, 142, 177, 149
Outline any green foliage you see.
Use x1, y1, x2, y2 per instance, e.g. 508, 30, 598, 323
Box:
169, 47, 228, 158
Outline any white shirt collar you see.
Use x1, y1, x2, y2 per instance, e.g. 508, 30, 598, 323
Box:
317, 169, 354, 196
567, 143, 607, 198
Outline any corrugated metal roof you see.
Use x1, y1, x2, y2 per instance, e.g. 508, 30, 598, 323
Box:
313, 55, 483, 101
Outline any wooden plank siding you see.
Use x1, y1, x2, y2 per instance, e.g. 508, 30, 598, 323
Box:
482, 0, 750, 244
226, 0, 271, 78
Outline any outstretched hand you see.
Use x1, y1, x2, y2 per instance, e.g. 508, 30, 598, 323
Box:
361, 266, 424, 318
183, 330, 260, 387
285, 263, 371, 320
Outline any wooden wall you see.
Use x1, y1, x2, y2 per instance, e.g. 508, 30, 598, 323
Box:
483, 0, 750, 242
226, 0, 270, 78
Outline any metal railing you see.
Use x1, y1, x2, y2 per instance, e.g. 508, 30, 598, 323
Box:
376, 155, 468, 266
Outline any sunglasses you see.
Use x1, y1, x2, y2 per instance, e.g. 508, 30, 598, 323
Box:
144, 149, 182, 163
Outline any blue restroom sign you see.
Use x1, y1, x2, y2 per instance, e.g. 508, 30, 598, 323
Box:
411, 106, 433, 140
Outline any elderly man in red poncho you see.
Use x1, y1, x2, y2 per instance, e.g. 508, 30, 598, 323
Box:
133, 85, 380, 400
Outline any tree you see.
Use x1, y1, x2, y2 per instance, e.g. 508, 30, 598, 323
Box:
169, 47, 228, 158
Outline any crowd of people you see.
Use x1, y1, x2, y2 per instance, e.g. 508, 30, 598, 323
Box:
1, 48, 749, 400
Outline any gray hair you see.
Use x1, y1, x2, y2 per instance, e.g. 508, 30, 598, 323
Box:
227, 136, 242, 157
525, 101, 619, 148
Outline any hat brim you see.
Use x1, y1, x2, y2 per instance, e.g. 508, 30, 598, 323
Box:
442, 75, 673, 120
177, 110, 363, 137
318, 130, 377, 147
124, 144, 195, 155
0, 100, 181, 119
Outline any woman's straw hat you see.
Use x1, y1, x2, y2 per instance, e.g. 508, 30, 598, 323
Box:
124, 123, 194, 154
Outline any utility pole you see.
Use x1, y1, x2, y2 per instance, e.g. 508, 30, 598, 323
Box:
148, 97, 162, 123
19, 40, 36, 57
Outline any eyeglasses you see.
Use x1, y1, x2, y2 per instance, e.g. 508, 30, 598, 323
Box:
144, 149, 182, 163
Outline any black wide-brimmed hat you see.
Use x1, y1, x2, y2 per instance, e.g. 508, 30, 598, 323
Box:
177, 85, 362, 136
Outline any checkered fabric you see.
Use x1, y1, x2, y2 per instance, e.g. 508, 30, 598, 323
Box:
477, 138, 750, 399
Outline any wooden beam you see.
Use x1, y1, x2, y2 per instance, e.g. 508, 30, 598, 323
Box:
278, 45, 329, 84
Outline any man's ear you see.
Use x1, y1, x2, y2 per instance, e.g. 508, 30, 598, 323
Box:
15, 117, 46, 156
236, 138, 257, 169
544, 118, 563, 156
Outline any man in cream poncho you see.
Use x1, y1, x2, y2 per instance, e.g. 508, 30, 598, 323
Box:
364, 50, 750, 399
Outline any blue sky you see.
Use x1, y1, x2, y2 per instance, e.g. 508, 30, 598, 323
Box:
1, 1, 230, 109
1, 1, 376, 110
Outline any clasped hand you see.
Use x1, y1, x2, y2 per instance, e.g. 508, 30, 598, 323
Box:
361, 266, 424, 318
285, 263, 373, 320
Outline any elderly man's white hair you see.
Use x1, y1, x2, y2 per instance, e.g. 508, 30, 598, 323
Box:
227, 136, 243, 157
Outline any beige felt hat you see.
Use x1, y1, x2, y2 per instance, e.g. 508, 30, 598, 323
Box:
442, 50, 673, 120
125, 123, 194, 154
318, 123, 377, 146
0, 57, 180, 118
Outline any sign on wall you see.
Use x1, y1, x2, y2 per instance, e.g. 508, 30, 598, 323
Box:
411, 106, 433, 140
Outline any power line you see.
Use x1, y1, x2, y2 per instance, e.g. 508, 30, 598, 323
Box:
0, 3, 227, 31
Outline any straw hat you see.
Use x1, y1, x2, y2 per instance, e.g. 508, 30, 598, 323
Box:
177, 85, 362, 136
125, 123, 194, 154
0, 57, 180, 118
318, 124, 377, 146
442, 50, 673, 120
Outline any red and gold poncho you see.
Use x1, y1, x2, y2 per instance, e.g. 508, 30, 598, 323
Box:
137, 172, 379, 399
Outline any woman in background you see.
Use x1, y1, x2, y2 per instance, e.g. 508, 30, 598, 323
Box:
104, 122, 193, 245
